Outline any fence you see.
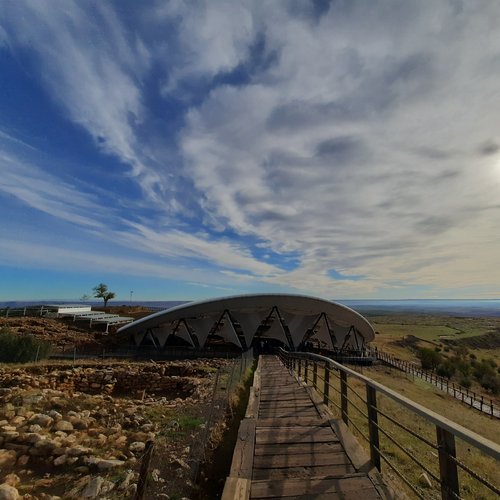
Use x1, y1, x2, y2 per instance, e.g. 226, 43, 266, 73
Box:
136, 349, 255, 500
369, 348, 500, 419
0, 306, 52, 318
278, 348, 500, 500
52, 344, 247, 362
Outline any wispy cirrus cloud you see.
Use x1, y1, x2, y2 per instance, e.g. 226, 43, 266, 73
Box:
0, 152, 105, 228
0, 1, 161, 193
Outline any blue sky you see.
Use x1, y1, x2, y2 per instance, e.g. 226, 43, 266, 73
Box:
1, 1, 500, 302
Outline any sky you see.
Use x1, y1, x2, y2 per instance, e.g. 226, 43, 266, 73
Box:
1, 1, 500, 302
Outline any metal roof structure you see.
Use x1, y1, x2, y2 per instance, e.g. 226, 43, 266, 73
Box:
118, 293, 375, 351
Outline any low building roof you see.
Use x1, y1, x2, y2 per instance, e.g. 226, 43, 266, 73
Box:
118, 293, 374, 350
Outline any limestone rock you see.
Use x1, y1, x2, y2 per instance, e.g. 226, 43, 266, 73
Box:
54, 420, 73, 432
0, 450, 17, 468
16, 455, 29, 466
47, 410, 62, 421
96, 459, 124, 471
2, 474, 20, 487
0, 484, 19, 500
66, 446, 91, 457
99, 479, 115, 494
81, 476, 103, 498
117, 471, 134, 491
128, 441, 145, 453
28, 414, 53, 428
53, 454, 67, 466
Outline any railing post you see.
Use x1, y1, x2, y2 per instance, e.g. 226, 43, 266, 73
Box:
436, 426, 460, 500
298, 358, 302, 379
304, 359, 309, 384
340, 371, 348, 426
324, 363, 330, 405
366, 385, 381, 470
312, 362, 318, 390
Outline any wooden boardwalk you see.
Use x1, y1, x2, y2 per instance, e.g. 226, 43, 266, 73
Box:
223, 355, 388, 500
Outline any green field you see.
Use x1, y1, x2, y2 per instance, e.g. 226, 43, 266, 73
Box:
367, 314, 500, 360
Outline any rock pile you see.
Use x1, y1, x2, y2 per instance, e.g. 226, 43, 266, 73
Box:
0, 361, 218, 398
0, 317, 99, 350
0, 359, 228, 499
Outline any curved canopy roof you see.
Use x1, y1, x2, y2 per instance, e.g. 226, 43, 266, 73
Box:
118, 293, 375, 351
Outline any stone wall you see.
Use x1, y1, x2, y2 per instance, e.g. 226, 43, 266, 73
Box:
0, 362, 214, 398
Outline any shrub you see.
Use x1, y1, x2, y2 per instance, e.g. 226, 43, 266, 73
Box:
480, 373, 500, 395
418, 348, 442, 371
459, 377, 472, 389
485, 358, 497, 368
455, 358, 472, 378
0, 329, 51, 363
436, 360, 456, 379
472, 360, 496, 382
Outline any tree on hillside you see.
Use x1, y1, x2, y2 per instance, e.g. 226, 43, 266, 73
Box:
93, 283, 116, 307
417, 347, 442, 371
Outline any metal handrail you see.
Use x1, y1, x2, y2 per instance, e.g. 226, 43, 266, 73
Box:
279, 349, 500, 459
278, 348, 500, 500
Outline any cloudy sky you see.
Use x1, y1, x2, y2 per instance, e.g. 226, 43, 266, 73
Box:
1, 0, 500, 301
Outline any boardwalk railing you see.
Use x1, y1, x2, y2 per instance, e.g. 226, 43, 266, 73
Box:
368, 348, 499, 419
278, 348, 500, 500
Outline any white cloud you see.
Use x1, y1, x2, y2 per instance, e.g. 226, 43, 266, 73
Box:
1, 1, 500, 298
0, 1, 159, 192
0, 152, 105, 228
177, 1, 500, 295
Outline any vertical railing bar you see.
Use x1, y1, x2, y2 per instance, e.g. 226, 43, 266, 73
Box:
436, 426, 460, 500
366, 385, 381, 471
324, 363, 330, 406
340, 371, 348, 426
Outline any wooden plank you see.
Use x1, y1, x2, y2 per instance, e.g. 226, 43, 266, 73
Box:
221, 477, 251, 500
250, 475, 377, 498
255, 433, 339, 445
258, 401, 315, 408
256, 426, 334, 439
260, 387, 306, 394
259, 397, 312, 405
258, 404, 316, 411
230, 419, 256, 478
258, 408, 319, 418
252, 463, 356, 480
256, 425, 329, 434
256, 417, 328, 428
246, 388, 257, 418
254, 442, 342, 456
251, 489, 381, 500
259, 395, 311, 401
253, 452, 351, 468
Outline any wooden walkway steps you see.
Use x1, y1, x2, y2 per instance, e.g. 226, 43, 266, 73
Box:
223, 355, 389, 500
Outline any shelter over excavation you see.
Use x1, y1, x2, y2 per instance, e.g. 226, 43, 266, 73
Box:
118, 294, 375, 351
